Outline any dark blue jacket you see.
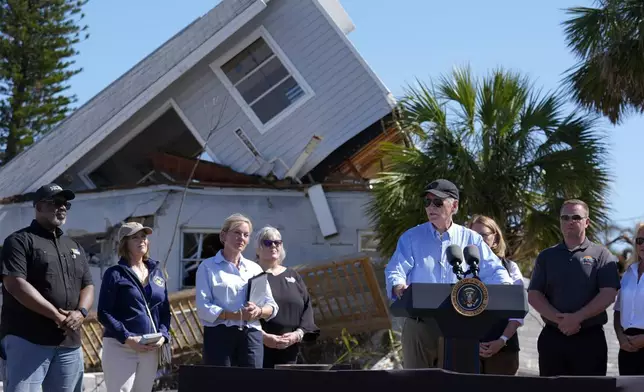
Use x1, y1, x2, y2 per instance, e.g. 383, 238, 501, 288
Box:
97, 258, 171, 344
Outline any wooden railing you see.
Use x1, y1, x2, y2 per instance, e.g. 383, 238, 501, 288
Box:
80, 256, 391, 369
294, 256, 391, 337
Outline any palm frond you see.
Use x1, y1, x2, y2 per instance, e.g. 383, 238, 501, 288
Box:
562, 0, 644, 123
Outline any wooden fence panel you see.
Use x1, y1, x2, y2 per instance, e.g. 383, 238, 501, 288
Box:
294, 257, 391, 337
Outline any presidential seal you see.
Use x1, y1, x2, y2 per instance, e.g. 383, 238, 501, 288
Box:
451, 277, 489, 317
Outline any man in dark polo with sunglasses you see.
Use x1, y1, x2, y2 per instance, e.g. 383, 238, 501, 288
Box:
0, 183, 94, 392
528, 199, 620, 377
385, 179, 514, 369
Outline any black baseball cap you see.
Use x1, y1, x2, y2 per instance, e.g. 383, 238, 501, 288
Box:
424, 179, 459, 200
32, 183, 75, 206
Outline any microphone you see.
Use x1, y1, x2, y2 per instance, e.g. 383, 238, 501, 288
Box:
463, 245, 480, 267
446, 244, 464, 266
446, 244, 464, 279
463, 245, 480, 278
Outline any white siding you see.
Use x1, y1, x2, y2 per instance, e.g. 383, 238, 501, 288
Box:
178, 0, 395, 174
64, 0, 394, 183
0, 0, 258, 198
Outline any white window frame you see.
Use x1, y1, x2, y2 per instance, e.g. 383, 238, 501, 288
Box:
78, 99, 219, 189
211, 26, 314, 134
179, 228, 221, 288
357, 230, 379, 253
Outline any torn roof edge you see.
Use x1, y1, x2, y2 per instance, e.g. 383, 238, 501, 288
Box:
0, 181, 371, 206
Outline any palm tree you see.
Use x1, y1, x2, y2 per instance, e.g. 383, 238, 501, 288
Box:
366, 67, 612, 271
562, 0, 644, 124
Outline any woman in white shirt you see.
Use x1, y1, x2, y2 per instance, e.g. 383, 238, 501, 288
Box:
614, 222, 644, 375
195, 213, 279, 368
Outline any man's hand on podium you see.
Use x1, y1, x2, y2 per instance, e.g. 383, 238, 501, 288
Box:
393, 284, 408, 299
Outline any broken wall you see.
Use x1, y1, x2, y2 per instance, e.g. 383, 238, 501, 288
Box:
0, 186, 377, 308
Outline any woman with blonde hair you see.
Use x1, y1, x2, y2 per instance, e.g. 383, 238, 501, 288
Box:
468, 215, 524, 375
195, 213, 279, 368
97, 222, 171, 392
254, 226, 319, 368
613, 222, 644, 375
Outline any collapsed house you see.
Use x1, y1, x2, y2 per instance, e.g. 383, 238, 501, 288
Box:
0, 0, 403, 298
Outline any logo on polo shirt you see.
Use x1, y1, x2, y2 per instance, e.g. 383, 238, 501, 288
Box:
582, 255, 595, 265
153, 276, 165, 287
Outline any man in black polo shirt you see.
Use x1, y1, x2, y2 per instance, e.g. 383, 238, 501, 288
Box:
0, 184, 94, 392
528, 199, 620, 376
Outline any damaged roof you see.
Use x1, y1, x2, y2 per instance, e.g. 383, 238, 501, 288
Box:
0, 181, 371, 206
0, 0, 266, 199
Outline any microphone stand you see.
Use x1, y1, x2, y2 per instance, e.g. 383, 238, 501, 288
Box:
446, 261, 481, 374
451, 263, 465, 281
463, 262, 480, 280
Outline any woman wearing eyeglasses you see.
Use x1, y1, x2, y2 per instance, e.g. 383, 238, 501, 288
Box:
195, 214, 279, 368
614, 222, 644, 375
255, 226, 319, 368
468, 215, 524, 375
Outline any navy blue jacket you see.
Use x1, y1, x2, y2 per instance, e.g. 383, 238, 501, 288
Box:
97, 258, 171, 344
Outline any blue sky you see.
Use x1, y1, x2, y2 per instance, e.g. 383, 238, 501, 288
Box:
68, 0, 643, 229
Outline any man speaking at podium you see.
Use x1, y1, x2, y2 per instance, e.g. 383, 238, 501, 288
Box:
384, 179, 515, 369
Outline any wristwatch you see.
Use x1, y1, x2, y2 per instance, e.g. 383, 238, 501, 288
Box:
500, 335, 509, 345
78, 307, 88, 318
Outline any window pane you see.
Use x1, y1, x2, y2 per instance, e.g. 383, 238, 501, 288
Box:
222, 38, 273, 85
251, 77, 305, 123
202, 233, 223, 259
183, 260, 199, 288
181, 231, 223, 288
360, 233, 379, 252
182, 233, 199, 259
236, 56, 289, 103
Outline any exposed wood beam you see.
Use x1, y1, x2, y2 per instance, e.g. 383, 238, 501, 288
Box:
345, 159, 364, 179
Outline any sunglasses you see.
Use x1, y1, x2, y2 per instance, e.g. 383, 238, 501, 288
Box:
262, 239, 283, 247
636, 237, 644, 245
42, 199, 72, 210
423, 198, 445, 208
560, 214, 586, 222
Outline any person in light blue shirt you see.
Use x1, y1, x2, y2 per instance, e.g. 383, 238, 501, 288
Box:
195, 213, 278, 368
384, 179, 513, 369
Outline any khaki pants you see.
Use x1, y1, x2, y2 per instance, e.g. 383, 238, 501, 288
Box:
401, 318, 444, 369
102, 338, 158, 392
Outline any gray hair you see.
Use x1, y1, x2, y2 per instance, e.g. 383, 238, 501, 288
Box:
447, 197, 458, 215
255, 226, 286, 263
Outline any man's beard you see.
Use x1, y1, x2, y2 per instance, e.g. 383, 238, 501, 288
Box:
49, 216, 66, 227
